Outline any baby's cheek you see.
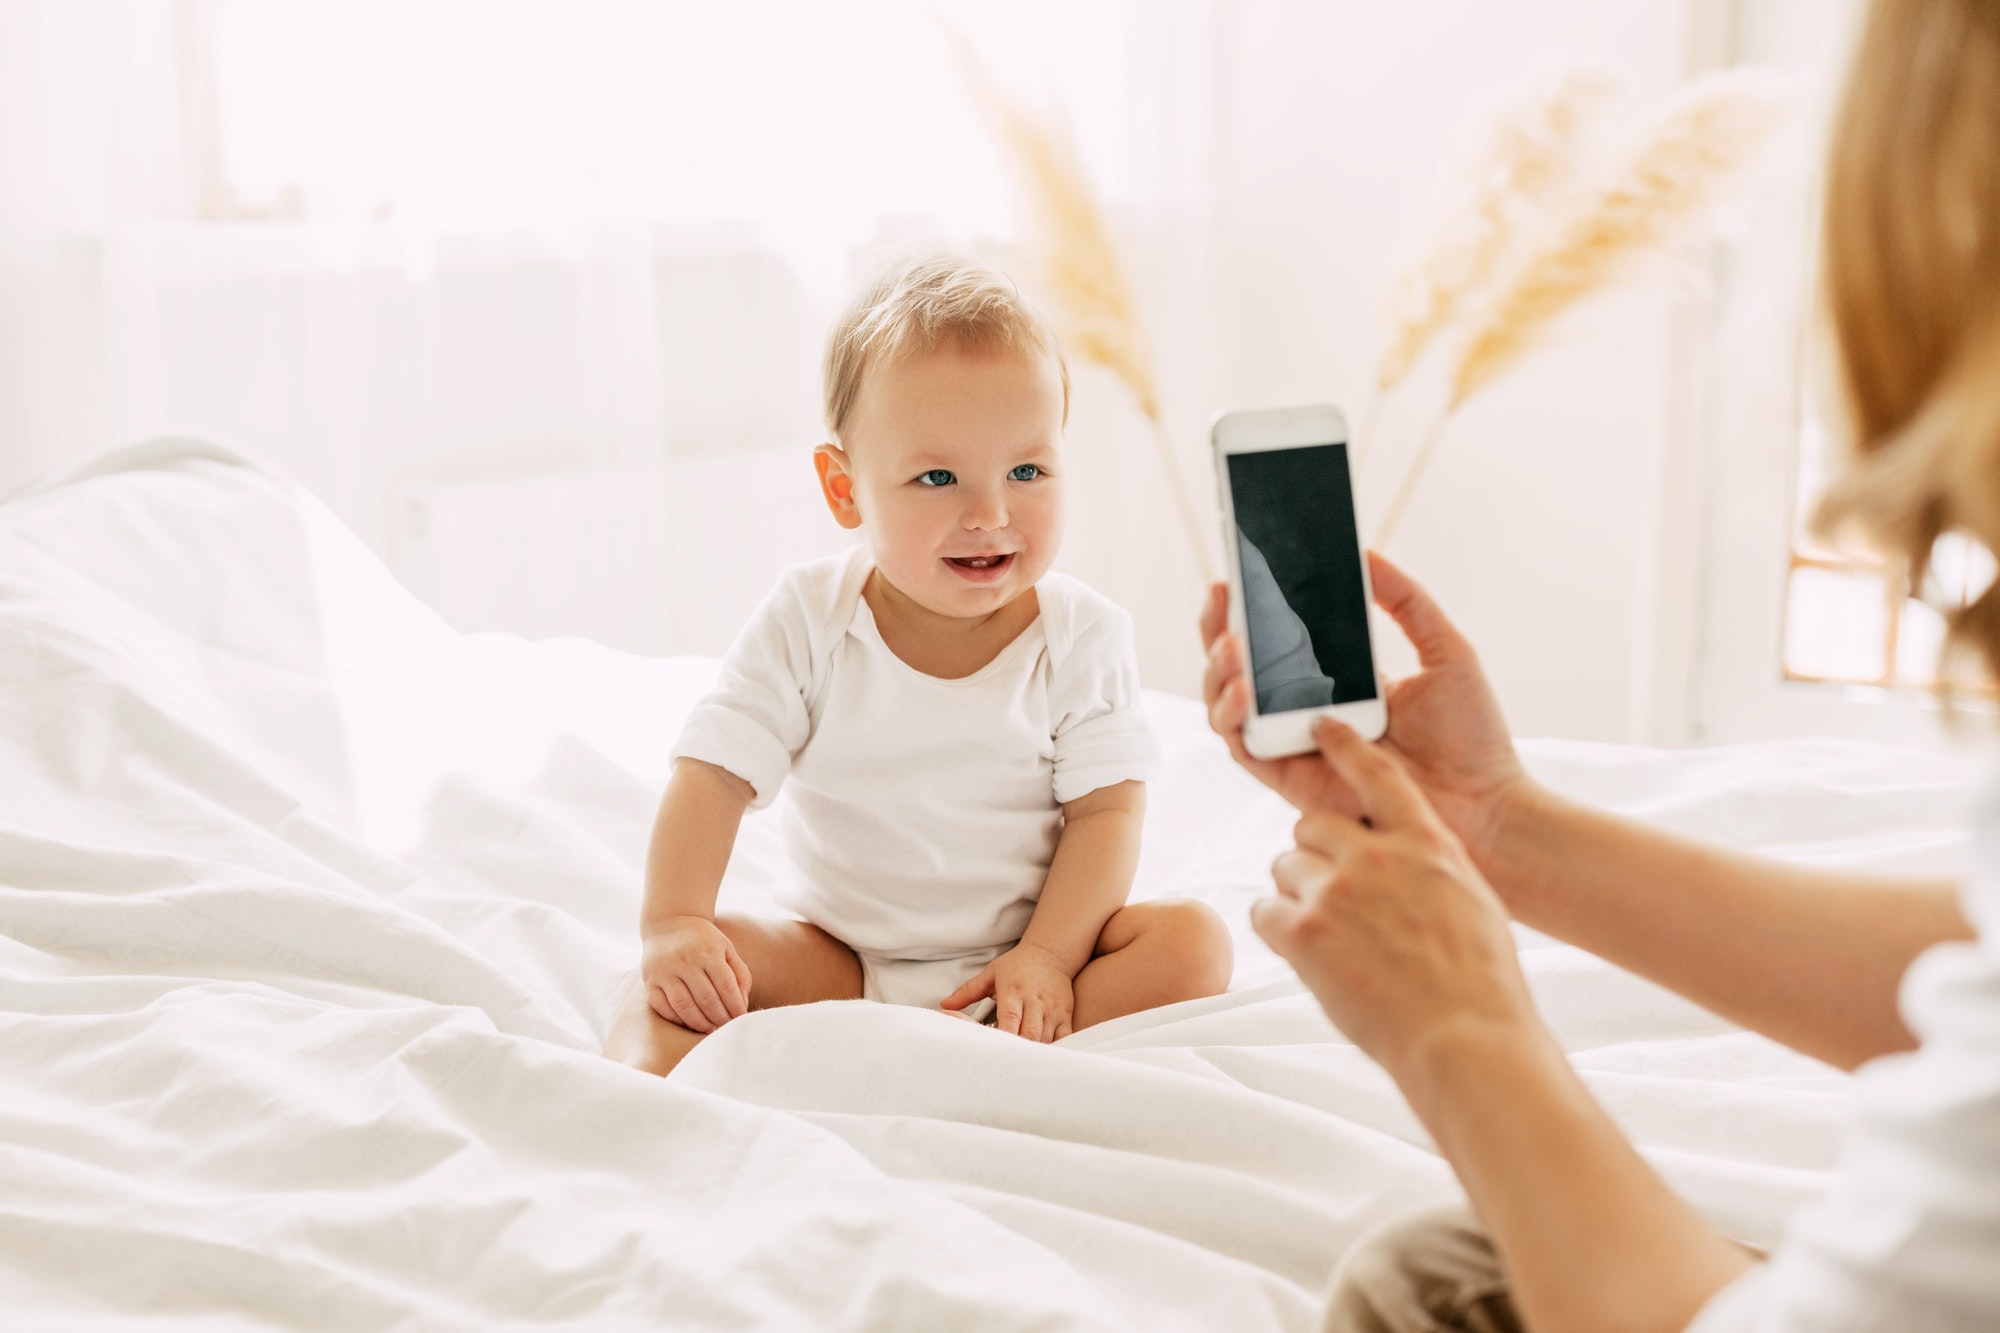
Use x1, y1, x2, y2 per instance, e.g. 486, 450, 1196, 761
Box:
1013, 504, 1061, 559
872, 526, 939, 578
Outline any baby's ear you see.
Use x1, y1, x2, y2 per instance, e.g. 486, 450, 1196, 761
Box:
813, 443, 863, 530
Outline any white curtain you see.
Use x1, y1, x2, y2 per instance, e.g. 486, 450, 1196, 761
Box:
0, 0, 1218, 670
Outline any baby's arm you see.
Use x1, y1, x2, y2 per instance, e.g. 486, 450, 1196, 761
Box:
639, 757, 755, 1032
943, 779, 1145, 1040
1022, 780, 1146, 975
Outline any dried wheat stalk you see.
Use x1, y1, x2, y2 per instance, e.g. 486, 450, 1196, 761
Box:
1374, 68, 1794, 547
1375, 54, 1625, 401
1450, 69, 1791, 406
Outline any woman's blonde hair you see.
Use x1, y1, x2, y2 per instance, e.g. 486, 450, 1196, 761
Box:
822, 253, 1070, 442
1815, 0, 2000, 682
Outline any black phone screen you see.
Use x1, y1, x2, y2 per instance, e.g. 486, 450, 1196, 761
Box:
1226, 441, 1378, 713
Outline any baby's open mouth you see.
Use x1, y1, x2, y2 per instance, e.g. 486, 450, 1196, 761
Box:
945, 553, 1015, 581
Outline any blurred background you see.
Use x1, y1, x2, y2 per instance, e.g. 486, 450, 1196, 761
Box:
0, 0, 1952, 748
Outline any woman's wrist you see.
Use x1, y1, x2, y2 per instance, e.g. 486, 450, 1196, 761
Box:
1392, 1008, 1573, 1149
1456, 773, 1562, 917
1394, 1004, 1754, 1333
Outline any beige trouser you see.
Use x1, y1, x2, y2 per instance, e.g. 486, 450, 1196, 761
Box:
1322, 1206, 1523, 1333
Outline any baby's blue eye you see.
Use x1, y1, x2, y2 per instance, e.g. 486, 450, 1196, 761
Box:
916, 469, 956, 487
1008, 464, 1042, 482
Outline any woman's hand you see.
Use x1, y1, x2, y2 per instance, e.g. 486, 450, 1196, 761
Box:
1201, 552, 1529, 866
941, 941, 1075, 1042
641, 914, 753, 1034
1252, 716, 1538, 1080
1262, 717, 1760, 1333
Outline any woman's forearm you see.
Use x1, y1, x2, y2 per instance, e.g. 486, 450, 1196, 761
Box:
1479, 783, 1971, 1070
1400, 1018, 1754, 1333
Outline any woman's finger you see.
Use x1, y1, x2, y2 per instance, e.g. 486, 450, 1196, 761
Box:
1203, 632, 1249, 717
1313, 717, 1429, 830
1249, 892, 1308, 952
1269, 848, 1304, 900
1294, 809, 1370, 859
1199, 582, 1229, 652
1201, 631, 1231, 707
1209, 675, 1253, 747
1368, 552, 1475, 670
1272, 847, 1340, 906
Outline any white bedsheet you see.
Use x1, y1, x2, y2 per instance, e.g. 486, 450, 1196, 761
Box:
0, 441, 1984, 1330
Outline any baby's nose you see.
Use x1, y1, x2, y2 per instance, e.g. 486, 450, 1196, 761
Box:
962, 488, 1008, 529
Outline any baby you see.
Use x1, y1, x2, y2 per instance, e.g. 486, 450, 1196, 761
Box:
607, 255, 1232, 1077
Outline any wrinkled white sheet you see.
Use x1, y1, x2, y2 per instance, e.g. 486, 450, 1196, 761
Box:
0, 442, 1985, 1330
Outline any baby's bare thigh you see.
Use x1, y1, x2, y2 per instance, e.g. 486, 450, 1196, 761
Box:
716, 913, 863, 1009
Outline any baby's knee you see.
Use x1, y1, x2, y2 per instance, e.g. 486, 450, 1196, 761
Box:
1150, 899, 1234, 996
710, 912, 760, 953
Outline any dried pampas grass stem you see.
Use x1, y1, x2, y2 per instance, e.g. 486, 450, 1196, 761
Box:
1450, 69, 1793, 408
1373, 411, 1453, 553
946, 24, 1215, 582
1374, 68, 1793, 548
1374, 55, 1625, 402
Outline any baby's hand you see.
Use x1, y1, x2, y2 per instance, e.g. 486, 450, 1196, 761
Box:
942, 942, 1074, 1042
641, 915, 752, 1034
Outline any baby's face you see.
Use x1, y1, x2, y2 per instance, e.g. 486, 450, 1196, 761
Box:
826, 342, 1065, 620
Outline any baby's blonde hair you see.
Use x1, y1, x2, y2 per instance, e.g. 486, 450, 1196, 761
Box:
823, 253, 1070, 441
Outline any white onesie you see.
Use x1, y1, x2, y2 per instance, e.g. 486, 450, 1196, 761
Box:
670, 544, 1158, 1011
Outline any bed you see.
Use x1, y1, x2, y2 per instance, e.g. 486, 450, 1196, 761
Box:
0, 441, 1981, 1330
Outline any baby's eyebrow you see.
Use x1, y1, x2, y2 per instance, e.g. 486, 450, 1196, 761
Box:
894, 434, 1058, 467
904, 446, 1051, 465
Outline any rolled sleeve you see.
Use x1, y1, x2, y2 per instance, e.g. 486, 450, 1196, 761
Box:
666, 573, 818, 810
1682, 1268, 1766, 1333
1053, 705, 1157, 805
1049, 595, 1158, 805
671, 701, 797, 810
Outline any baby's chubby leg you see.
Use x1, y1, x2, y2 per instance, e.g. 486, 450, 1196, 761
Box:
605, 915, 862, 1078
1070, 899, 1234, 1032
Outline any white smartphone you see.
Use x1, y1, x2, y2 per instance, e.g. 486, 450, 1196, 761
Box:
1212, 404, 1386, 758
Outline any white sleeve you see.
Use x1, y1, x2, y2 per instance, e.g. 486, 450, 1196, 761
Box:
1048, 597, 1158, 805
1684, 897, 2000, 1333
669, 573, 820, 810
1681, 1268, 1767, 1333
